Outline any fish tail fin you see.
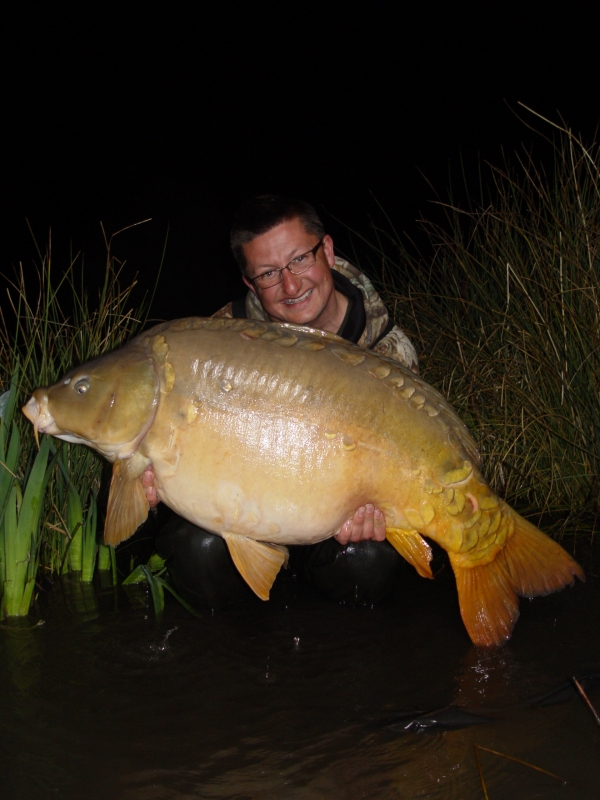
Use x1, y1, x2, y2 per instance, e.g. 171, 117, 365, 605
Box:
450, 509, 585, 647
104, 460, 150, 546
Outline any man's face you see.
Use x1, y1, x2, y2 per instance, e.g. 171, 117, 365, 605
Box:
242, 218, 337, 328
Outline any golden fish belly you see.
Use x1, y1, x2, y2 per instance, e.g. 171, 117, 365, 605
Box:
137, 328, 443, 545
143, 401, 410, 545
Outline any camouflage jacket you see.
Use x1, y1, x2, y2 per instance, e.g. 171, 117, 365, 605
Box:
214, 257, 418, 372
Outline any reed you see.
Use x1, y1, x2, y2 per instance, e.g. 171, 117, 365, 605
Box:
363, 109, 600, 528
0, 224, 152, 616
0, 370, 54, 615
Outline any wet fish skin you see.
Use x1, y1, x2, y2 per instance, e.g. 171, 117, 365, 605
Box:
22, 317, 585, 647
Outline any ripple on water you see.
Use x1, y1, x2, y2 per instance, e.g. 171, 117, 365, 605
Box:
118, 727, 474, 800
0, 565, 598, 799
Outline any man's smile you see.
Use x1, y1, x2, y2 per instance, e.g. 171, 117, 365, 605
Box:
241, 218, 346, 331
283, 288, 313, 305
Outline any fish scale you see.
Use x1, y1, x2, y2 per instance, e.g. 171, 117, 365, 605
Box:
22, 317, 584, 647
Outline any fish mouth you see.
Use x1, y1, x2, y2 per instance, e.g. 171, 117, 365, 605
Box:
21, 395, 88, 450
22, 394, 58, 448
21, 394, 139, 461
22, 373, 160, 459
22, 394, 105, 450
284, 289, 312, 305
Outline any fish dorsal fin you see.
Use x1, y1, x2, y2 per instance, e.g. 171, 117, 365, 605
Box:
276, 322, 347, 344
222, 533, 288, 600
386, 528, 433, 579
104, 457, 150, 546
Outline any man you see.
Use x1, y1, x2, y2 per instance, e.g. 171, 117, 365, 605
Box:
215, 195, 419, 544
223, 196, 417, 367
148, 196, 419, 603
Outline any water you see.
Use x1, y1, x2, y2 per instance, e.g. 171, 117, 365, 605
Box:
1, 546, 599, 799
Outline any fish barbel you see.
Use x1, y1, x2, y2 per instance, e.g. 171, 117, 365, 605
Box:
22, 317, 584, 646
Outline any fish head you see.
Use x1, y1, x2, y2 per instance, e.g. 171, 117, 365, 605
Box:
22, 347, 160, 460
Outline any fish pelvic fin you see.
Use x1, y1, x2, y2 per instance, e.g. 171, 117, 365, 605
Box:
222, 533, 288, 600
450, 510, 585, 648
104, 459, 150, 546
386, 528, 433, 579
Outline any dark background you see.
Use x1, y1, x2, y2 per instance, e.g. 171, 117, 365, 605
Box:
3, 3, 599, 323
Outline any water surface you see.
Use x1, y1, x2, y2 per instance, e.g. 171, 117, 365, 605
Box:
1, 544, 599, 799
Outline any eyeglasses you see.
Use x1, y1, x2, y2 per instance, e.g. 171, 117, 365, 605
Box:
248, 239, 324, 289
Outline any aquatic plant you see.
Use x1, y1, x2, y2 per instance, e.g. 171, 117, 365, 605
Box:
0, 224, 154, 616
366, 108, 600, 527
123, 553, 203, 619
0, 370, 54, 615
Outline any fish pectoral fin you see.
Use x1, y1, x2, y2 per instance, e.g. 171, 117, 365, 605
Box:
222, 533, 288, 600
386, 528, 433, 579
104, 460, 150, 547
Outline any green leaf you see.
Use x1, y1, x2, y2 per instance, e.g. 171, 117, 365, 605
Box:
110, 545, 117, 586
0, 365, 19, 427
148, 553, 166, 571
18, 577, 37, 616
97, 543, 112, 571
80, 493, 98, 582
123, 552, 166, 584
154, 575, 203, 619
0, 390, 11, 421
5, 422, 21, 476
2, 484, 22, 615
16, 436, 51, 562
66, 481, 84, 573
141, 565, 164, 616
122, 564, 148, 585
0, 423, 20, 529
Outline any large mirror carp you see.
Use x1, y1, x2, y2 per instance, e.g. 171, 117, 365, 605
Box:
23, 317, 584, 646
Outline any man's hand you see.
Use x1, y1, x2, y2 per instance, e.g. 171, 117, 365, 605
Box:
334, 504, 386, 545
142, 465, 160, 508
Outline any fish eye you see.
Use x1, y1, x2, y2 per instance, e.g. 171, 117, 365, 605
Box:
73, 378, 91, 395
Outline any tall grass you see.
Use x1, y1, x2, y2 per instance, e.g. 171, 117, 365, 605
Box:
0, 369, 53, 615
0, 224, 153, 615
366, 109, 600, 527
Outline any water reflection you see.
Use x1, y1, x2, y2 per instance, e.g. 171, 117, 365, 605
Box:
0, 620, 43, 717
60, 574, 100, 620
453, 644, 523, 709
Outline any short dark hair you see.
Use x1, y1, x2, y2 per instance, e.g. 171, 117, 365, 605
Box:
230, 195, 325, 272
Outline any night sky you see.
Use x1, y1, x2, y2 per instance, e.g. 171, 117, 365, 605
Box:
4, 4, 600, 323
